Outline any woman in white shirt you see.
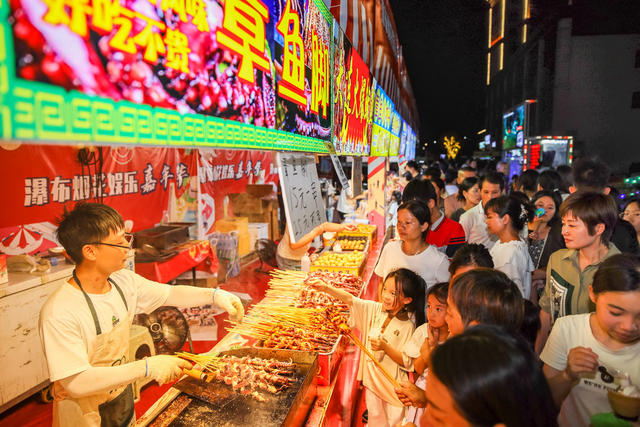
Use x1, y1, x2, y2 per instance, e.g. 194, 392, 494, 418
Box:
375, 200, 450, 292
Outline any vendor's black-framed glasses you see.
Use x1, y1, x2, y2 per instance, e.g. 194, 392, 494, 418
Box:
88, 233, 134, 249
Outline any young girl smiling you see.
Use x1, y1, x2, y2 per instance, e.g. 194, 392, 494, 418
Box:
485, 195, 535, 299
541, 254, 640, 426
401, 282, 449, 425
312, 269, 426, 427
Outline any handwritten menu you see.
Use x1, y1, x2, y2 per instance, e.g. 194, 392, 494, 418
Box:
277, 153, 327, 243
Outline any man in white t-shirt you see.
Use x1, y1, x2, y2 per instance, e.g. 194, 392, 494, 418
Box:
40, 203, 244, 427
459, 172, 504, 250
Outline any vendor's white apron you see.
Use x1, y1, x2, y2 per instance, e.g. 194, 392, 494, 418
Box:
53, 272, 135, 427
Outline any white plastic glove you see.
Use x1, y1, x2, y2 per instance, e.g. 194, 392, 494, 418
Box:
213, 289, 244, 322
146, 355, 192, 385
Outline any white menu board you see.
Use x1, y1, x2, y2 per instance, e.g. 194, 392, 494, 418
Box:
277, 153, 327, 243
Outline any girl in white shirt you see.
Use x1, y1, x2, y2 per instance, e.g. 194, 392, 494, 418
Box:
541, 253, 640, 427
401, 281, 450, 425
484, 195, 535, 299
312, 268, 426, 427
375, 200, 450, 293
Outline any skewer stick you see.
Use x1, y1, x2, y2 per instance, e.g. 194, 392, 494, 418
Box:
344, 329, 401, 389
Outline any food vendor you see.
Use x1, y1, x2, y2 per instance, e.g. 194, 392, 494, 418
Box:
276, 221, 356, 270
39, 203, 245, 427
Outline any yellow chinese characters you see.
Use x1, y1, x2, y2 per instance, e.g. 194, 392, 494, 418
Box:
217, 0, 270, 85
276, 0, 305, 106
160, 0, 210, 32
41, 0, 205, 74
133, 14, 166, 64
165, 28, 191, 73
310, 27, 329, 119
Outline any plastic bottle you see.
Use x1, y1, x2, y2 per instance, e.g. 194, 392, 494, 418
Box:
301, 253, 311, 272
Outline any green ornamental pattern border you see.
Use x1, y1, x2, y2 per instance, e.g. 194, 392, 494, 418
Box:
0, 0, 331, 153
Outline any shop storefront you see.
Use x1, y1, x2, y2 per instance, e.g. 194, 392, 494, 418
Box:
0, 0, 418, 424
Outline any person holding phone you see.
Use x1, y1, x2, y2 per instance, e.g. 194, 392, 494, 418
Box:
528, 191, 563, 303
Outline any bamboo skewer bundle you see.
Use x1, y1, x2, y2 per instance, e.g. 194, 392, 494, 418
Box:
342, 329, 401, 389
225, 269, 361, 353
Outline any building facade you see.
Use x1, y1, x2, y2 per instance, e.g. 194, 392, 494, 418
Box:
485, 0, 640, 172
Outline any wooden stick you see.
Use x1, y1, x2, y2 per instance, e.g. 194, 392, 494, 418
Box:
344, 330, 401, 389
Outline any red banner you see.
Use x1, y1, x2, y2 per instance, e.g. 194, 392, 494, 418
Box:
332, 23, 374, 155
0, 145, 279, 255
0, 144, 197, 255
197, 149, 278, 236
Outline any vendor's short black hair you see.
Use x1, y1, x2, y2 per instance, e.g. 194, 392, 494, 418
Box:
56, 203, 125, 264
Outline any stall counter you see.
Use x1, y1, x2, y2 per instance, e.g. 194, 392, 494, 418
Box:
0, 262, 74, 413
137, 231, 387, 426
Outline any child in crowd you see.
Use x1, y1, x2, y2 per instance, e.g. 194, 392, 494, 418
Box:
484, 195, 535, 299
394, 268, 524, 410
400, 282, 449, 425
448, 243, 494, 279
423, 325, 558, 427
445, 267, 524, 336
311, 269, 426, 427
541, 254, 640, 426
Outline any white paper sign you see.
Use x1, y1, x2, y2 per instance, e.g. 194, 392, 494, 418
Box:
330, 154, 350, 193
277, 153, 327, 243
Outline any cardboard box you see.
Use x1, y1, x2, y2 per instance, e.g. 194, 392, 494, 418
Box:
230, 185, 280, 242
215, 217, 249, 234
230, 185, 275, 215
237, 230, 251, 256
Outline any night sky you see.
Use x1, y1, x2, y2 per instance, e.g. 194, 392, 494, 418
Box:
390, 0, 487, 156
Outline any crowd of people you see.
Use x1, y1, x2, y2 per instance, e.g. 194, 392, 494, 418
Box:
320, 157, 640, 427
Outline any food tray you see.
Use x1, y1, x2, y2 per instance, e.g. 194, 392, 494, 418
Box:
309, 251, 367, 277
332, 235, 369, 254
336, 224, 377, 243
151, 348, 318, 427
254, 332, 345, 387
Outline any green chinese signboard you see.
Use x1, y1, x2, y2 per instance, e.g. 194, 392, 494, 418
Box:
0, 0, 331, 153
